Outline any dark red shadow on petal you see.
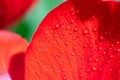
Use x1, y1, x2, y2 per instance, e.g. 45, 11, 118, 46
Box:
8, 52, 25, 80
71, 0, 120, 42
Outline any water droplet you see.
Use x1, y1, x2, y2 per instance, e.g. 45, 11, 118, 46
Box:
103, 51, 106, 54
95, 58, 99, 62
74, 27, 78, 32
57, 53, 61, 57
78, 41, 81, 45
66, 26, 70, 30
71, 52, 75, 56
98, 46, 103, 50
89, 44, 93, 48
54, 34, 57, 37
73, 37, 76, 40
70, 19, 74, 24
92, 66, 97, 71
116, 41, 120, 44
60, 35, 64, 39
117, 48, 120, 52
83, 29, 89, 35
88, 58, 92, 61
109, 68, 113, 72
77, 34, 80, 37
63, 77, 67, 80
83, 44, 87, 48
86, 68, 90, 72
73, 46, 77, 50
70, 7, 75, 12
92, 27, 97, 32
110, 55, 113, 58
59, 62, 63, 65
99, 67, 102, 71
55, 22, 61, 29
100, 36, 104, 40
38, 48, 41, 51
65, 41, 69, 46
81, 56, 85, 59
80, 74, 83, 77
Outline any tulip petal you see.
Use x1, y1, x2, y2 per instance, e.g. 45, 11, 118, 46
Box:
26, 0, 120, 80
0, 30, 28, 79
0, 0, 35, 28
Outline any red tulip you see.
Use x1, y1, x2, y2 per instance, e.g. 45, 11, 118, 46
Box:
25, 0, 120, 80
0, 30, 28, 80
0, 0, 35, 28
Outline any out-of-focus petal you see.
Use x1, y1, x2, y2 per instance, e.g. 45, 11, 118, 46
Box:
0, 0, 36, 28
25, 0, 120, 80
0, 30, 28, 79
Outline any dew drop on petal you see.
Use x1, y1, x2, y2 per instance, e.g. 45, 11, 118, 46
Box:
116, 41, 120, 45
60, 34, 64, 39
55, 22, 61, 29
98, 46, 103, 51
74, 27, 78, 32
70, 19, 74, 24
92, 27, 97, 32
86, 68, 90, 72
81, 56, 85, 60
83, 29, 89, 35
109, 68, 113, 72
66, 26, 70, 30
65, 41, 69, 46
73, 46, 77, 50
110, 55, 113, 58
88, 58, 92, 62
103, 51, 106, 54
117, 48, 120, 52
89, 43, 93, 48
83, 44, 87, 48
99, 67, 102, 71
78, 41, 82, 45
71, 52, 75, 56
95, 58, 99, 62
92, 66, 97, 71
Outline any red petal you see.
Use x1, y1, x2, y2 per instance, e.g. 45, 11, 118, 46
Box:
0, 0, 35, 28
25, 1, 120, 80
0, 30, 28, 79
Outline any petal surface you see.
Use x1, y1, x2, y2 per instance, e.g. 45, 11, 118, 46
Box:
0, 0, 35, 28
0, 30, 28, 79
26, 1, 120, 80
